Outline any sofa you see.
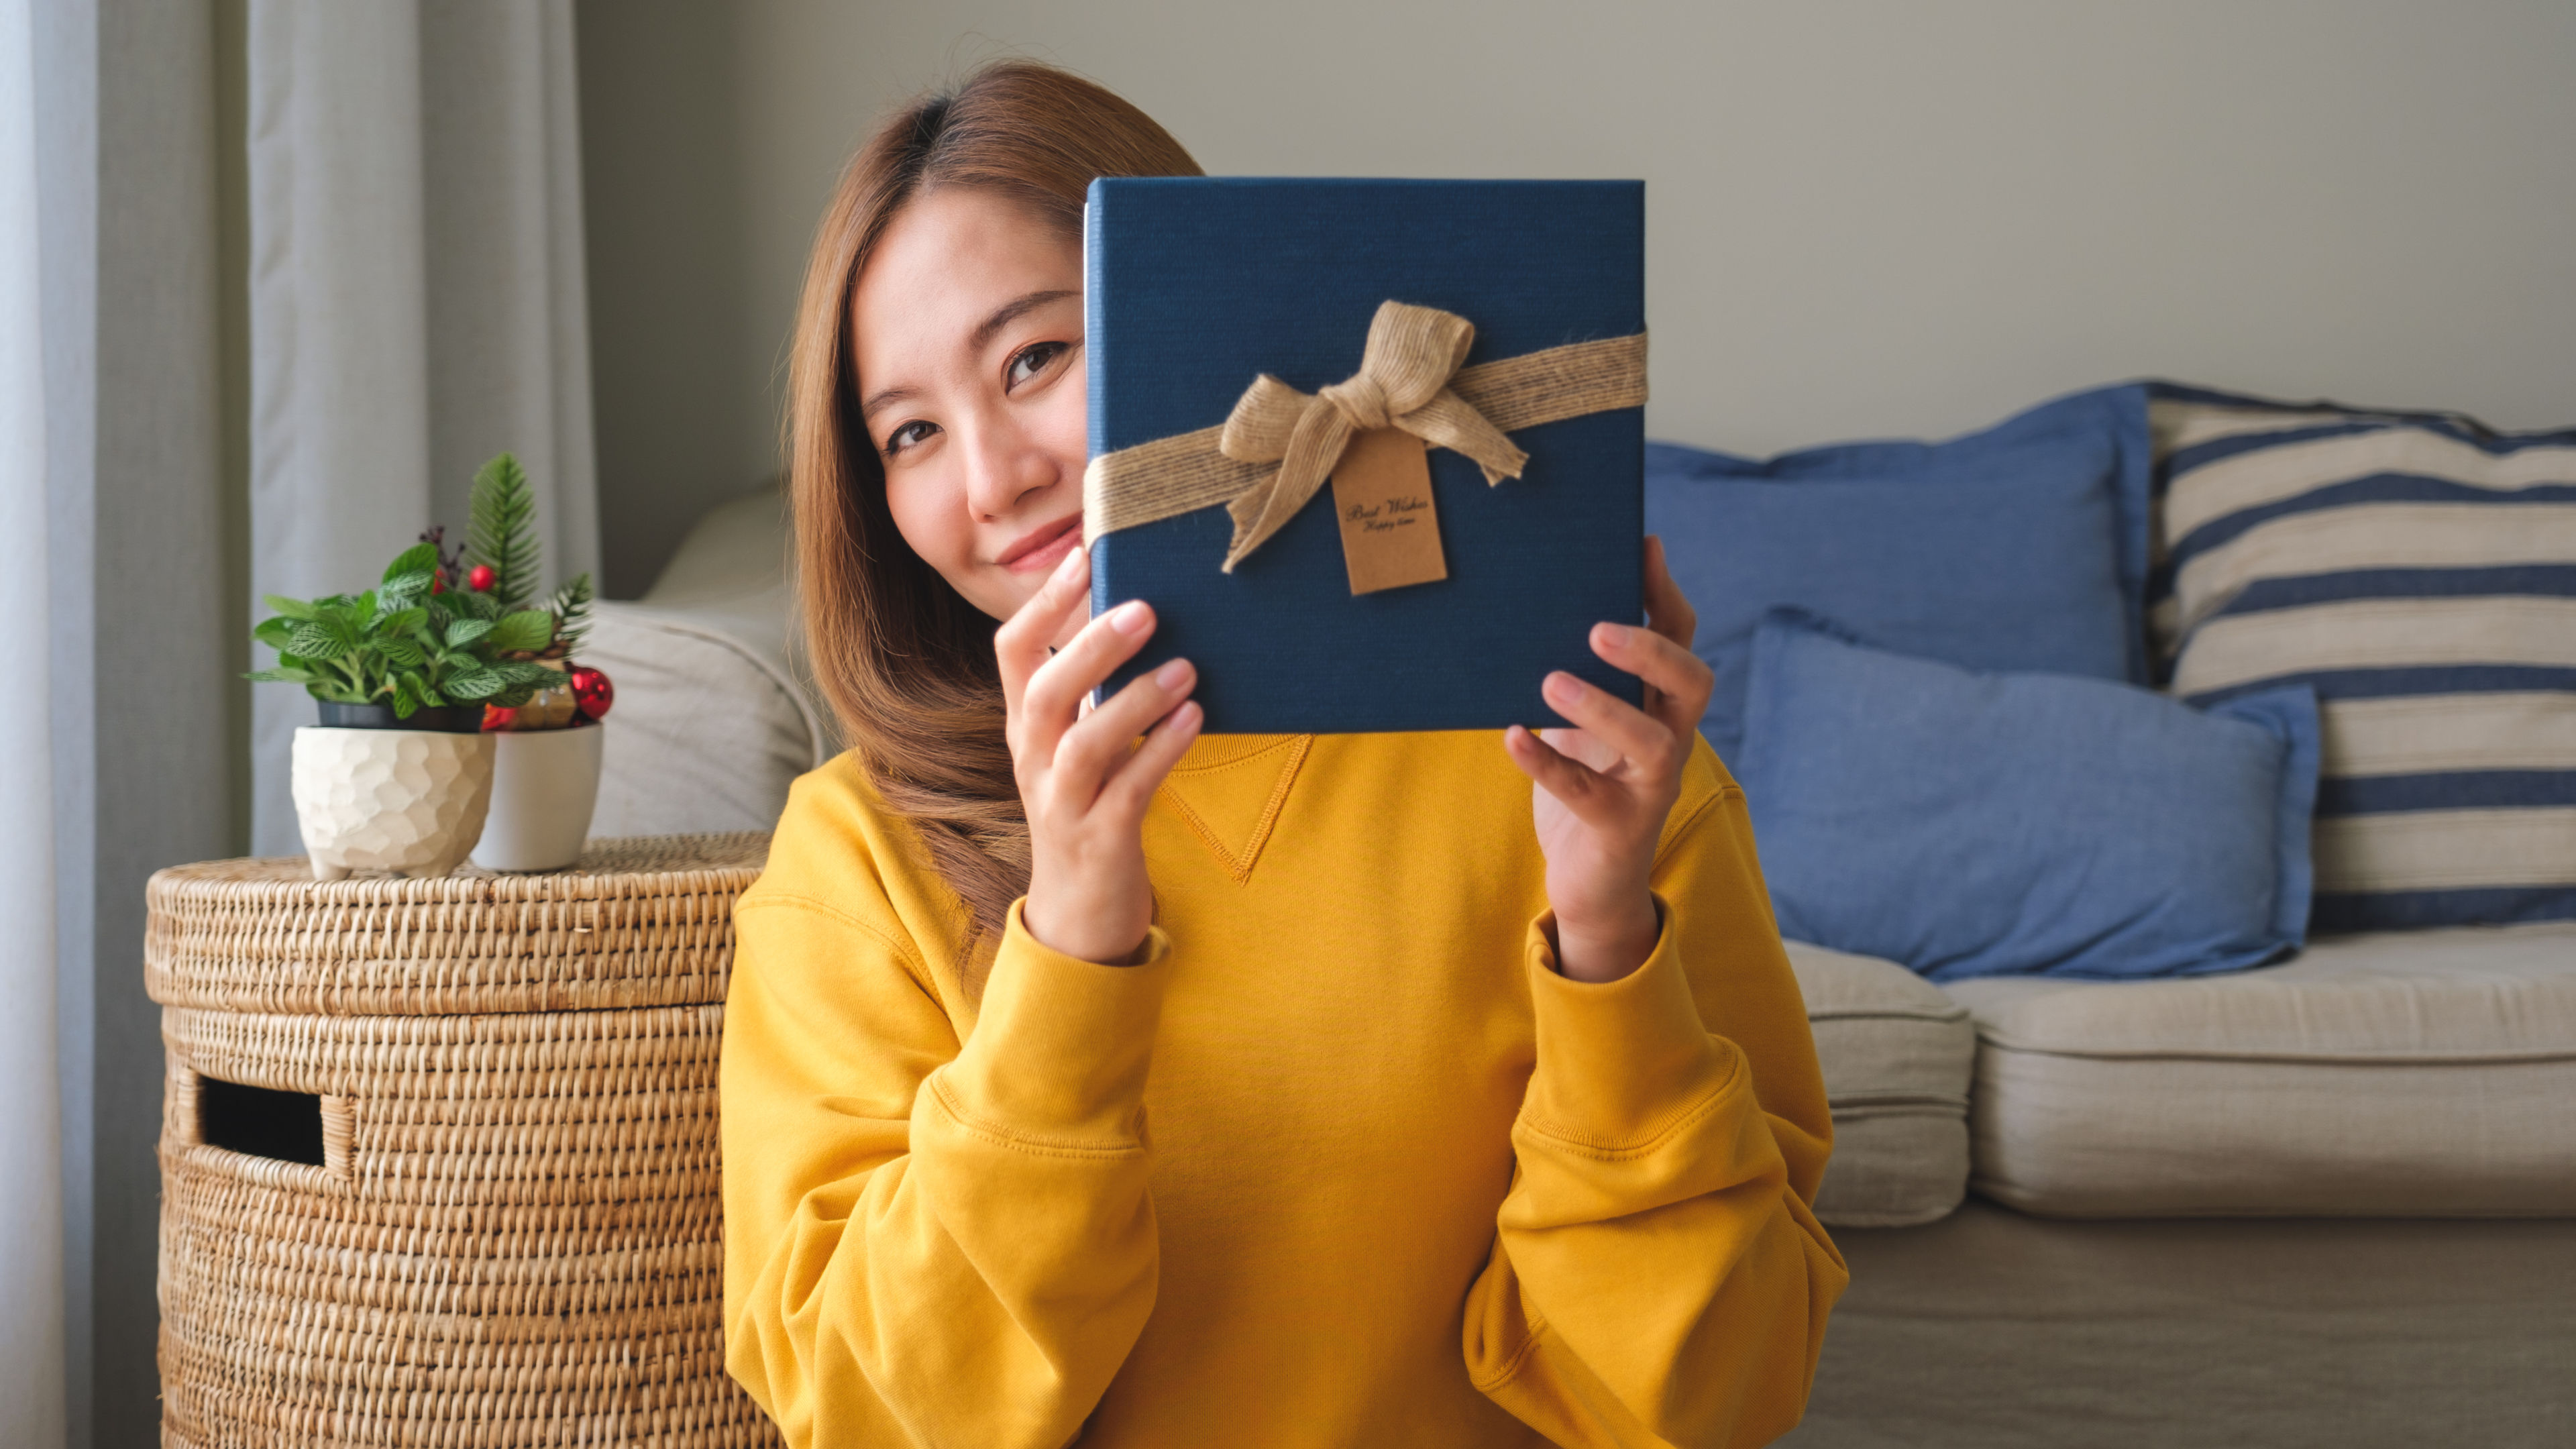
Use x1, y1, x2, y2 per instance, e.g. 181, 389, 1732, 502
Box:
596, 386, 2576, 1444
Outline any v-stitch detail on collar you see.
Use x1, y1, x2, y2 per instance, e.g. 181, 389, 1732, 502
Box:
1157, 735, 1313, 884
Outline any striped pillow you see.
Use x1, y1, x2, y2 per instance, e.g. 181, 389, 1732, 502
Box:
2148, 386, 2576, 933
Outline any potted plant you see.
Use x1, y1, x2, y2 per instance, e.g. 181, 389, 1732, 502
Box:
451, 454, 614, 873
250, 517, 566, 880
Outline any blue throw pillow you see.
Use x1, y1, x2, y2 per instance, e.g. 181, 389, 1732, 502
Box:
1646, 384, 2153, 764
1737, 612, 2321, 982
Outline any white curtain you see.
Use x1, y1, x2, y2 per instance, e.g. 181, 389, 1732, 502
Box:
0, 0, 68, 1438
248, 0, 599, 854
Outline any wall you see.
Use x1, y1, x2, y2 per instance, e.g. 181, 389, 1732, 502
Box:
577, 0, 763, 596
578, 0, 2576, 588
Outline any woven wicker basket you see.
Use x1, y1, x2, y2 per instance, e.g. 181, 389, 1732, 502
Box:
148, 834, 783, 1449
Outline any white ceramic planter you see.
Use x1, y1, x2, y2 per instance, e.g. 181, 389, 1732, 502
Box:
470, 720, 605, 872
291, 726, 496, 880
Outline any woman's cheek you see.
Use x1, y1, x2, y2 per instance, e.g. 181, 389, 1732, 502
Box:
884, 466, 978, 596
1042, 363, 1090, 480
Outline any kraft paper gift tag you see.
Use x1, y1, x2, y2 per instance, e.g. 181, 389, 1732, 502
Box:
1330, 428, 1448, 594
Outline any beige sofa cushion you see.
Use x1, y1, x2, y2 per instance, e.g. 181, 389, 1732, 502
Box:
585, 488, 835, 837
1786, 942, 1975, 1228
1949, 922, 2576, 1218
1788, 1201, 2576, 1449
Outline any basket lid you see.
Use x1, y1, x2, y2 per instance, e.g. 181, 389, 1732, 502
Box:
146, 833, 771, 1016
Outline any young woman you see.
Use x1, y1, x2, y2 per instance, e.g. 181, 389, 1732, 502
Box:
722, 60, 1845, 1449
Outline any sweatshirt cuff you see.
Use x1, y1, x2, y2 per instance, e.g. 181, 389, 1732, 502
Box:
1521, 894, 1740, 1149
937, 898, 1172, 1146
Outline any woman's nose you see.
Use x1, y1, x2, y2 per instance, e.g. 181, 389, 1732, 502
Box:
961, 411, 1058, 521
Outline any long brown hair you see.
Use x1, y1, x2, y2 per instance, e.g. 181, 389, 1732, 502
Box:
787, 61, 1201, 961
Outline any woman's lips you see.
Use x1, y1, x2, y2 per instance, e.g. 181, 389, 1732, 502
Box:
999, 515, 1083, 574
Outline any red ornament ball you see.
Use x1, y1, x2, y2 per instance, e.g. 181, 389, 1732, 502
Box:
480, 704, 517, 731
431, 574, 445, 595
569, 666, 614, 720
467, 564, 496, 592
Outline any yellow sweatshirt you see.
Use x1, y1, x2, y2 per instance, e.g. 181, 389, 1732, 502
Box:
722, 729, 1845, 1448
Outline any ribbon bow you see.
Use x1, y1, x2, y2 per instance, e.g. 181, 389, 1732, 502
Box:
1215, 302, 1529, 571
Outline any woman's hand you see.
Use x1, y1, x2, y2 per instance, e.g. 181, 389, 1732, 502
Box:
999, 545, 1203, 965
1505, 536, 1715, 983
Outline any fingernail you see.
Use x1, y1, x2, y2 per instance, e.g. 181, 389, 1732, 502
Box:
1155, 658, 1192, 689
1111, 600, 1151, 635
1545, 672, 1581, 704
1596, 622, 1630, 647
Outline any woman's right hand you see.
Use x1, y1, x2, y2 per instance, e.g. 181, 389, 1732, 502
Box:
998, 544, 1203, 965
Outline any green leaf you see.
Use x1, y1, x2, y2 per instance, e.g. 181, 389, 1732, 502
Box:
378, 637, 426, 667
488, 683, 541, 708
389, 678, 420, 717
253, 617, 297, 650
453, 589, 500, 622
400, 669, 444, 708
261, 594, 319, 621
244, 667, 316, 684
380, 571, 433, 603
288, 622, 343, 659
443, 669, 504, 700
486, 609, 555, 654
374, 606, 427, 637
332, 616, 373, 653
443, 617, 494, 649
382, 542, 439, 584
488, 661, 558, 687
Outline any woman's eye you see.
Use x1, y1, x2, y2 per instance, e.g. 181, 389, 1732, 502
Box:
884, 420, 938, 457
1006, 341, 1067, 390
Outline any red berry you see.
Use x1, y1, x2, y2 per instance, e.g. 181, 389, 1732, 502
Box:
468, 564, 496, 592
431, 575, 445, 595
569, 666, 614, 720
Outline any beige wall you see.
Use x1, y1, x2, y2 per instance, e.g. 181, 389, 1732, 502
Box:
580, 0, 2576, 589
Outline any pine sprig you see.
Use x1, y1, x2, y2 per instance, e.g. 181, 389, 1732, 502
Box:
547, 573, 594, 659
464, 453, 541, 614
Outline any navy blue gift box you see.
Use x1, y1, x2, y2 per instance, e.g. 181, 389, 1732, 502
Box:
1086, 177, 1644, 735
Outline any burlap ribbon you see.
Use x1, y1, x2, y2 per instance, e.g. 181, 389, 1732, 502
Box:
1082, 301, 1648, 571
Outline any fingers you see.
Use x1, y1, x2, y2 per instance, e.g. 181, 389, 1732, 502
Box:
1019, 598, 1159, 762
1589, 619, 1714, 738
1098, 697, 1205, 816
1054, 657, 1196, 792
1543, 669, 1676, 775
1503, 724, 1626, 828
996, 545, 1095, 711
1642, 535, 1697, 650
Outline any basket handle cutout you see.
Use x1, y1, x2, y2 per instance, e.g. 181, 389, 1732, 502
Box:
196, 1075, 326, 1167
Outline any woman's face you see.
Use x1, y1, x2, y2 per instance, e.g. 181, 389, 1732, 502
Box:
851, 185, 1089, 636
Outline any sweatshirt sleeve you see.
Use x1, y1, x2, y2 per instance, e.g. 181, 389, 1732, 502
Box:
1462, 761, 1850, 1448
722, 892, 1170, 1449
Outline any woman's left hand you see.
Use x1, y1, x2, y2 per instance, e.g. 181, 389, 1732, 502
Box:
1505, 535, 1715, 983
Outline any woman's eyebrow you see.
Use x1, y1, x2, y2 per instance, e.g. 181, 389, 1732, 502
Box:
859, 384, 917, 422
970, 288, 1078, 354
